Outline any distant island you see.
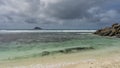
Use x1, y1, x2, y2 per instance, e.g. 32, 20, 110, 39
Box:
34, 27, 42, 30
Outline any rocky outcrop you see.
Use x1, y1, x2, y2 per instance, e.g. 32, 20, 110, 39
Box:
94, 23, 120, 37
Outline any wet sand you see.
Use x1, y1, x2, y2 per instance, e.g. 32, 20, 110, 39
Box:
1, 48, 120, 68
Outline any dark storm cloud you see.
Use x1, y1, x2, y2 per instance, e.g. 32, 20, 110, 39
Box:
44, 0, 105, 19
0, 0, 120, 29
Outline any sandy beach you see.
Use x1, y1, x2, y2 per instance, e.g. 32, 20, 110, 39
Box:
1, 54, 120, 68
1, 47, 120, 68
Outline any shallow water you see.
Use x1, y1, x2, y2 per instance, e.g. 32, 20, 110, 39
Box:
0, 32, 120, 61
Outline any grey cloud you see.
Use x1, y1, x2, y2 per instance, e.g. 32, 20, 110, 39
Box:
43, 0, 105, 20
0, 0, 120, 29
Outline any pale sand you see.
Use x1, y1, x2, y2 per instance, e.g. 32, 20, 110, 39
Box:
1, 49, 120, 68
63, 56, 120, 68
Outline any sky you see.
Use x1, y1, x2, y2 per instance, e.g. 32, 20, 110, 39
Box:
0, 0, 120, 29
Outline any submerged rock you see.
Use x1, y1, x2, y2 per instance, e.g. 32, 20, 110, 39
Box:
94, 23, 120, 37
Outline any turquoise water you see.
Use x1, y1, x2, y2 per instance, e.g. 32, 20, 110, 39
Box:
0, 33, 120, 61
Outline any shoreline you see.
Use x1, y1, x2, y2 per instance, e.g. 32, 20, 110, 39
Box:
1, 50, 120, 68
0, 33, 120, 68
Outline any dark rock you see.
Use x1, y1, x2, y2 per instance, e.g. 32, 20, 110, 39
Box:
112, 23, 119, 28
94, 23, 120, 37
